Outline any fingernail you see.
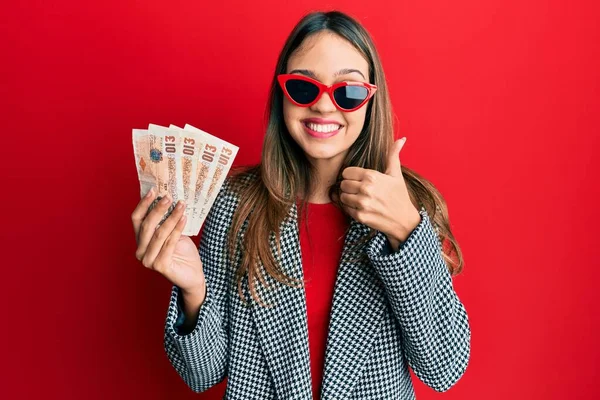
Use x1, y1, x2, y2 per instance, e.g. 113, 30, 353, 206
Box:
176, 200, 185, 209
145, 188, 154, 198
160, 195, 170, 204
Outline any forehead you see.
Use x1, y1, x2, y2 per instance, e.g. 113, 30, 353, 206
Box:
287, 32, 369, 80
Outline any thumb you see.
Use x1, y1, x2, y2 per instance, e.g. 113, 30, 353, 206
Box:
385, 137, 406, 177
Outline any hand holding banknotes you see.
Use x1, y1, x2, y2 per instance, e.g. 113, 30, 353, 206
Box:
131, 187, 206, 299
131, 122, 239, 309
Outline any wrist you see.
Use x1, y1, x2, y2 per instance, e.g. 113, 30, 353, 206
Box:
181, 283, 206, 305
385, 234, 402, 252
388, 209, 422, 247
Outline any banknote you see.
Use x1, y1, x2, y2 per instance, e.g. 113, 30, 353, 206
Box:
184, 124, 239, 230
182, 124, 225, 232
132, 129, 155, 199
132, 122, 239, 236
147, 123, 184, 203
141, 124, 184, 228
168, 124, 206, 236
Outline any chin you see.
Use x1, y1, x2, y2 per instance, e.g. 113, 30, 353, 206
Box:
303, 146, 345, 161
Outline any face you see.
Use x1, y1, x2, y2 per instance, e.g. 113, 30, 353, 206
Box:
283, 31, 371, 168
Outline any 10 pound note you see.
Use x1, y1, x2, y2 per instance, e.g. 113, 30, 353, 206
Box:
132, 123, 239, 236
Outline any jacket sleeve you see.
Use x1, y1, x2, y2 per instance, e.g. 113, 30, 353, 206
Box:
173, 297, 186, 334
365, 206, 471, 392
163, 182, 234, 393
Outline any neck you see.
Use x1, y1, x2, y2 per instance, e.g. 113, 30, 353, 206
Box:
306, 153, 345, 203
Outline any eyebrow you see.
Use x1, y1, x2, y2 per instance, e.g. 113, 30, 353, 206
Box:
288, 68, 366, 80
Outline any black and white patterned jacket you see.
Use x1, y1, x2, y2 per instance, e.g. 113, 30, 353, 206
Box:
163, 171, 471, 399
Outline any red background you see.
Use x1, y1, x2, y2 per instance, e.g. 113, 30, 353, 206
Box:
2, 0, 599, 399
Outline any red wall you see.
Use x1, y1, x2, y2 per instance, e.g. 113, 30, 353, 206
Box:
3, 1, 599, 399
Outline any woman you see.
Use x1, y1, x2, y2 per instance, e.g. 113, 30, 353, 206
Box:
131, 10, 471, 400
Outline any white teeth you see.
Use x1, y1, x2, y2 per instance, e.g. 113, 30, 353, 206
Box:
306, 122, 342, 133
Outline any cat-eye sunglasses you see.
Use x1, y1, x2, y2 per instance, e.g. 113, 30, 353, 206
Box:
277, 74, 377, 112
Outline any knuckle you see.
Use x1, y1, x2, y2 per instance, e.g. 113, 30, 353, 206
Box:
141, 255, 153, 269
159, 196, 172, 208
360, 213, 370, 224
154, 259, 165, 273
361, 183, 373, 195
154, 227, 169, 242
140, 219, 151, 233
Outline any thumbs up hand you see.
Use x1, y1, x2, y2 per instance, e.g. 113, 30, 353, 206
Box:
335, 137, 421, 251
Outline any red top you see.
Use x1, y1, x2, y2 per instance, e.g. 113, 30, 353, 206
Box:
297, 200, 350, 400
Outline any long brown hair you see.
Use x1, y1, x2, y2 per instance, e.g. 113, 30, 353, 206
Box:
224, 10, 464, 308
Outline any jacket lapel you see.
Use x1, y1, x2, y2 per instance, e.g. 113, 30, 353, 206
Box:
319, 216, 387, 399
249, 201, 387, 399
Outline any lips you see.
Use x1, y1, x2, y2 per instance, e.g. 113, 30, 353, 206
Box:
302, 121, 343, 138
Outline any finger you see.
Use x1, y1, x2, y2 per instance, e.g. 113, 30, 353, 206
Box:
340, 199, 359, 220
153, 214, 187, 275
340, 192, 361, 210
135, 194, 175, 260
341, 166, 367, 181
132, 187, 157, 240
384, 137, 405, 177
340, 179, 361, 194
141, 200, 186, 268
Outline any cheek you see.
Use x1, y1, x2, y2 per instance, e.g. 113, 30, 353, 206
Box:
283, 102, 301, 130
344, 109, 367, 136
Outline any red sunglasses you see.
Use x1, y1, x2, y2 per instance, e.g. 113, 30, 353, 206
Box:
277, 74, 377, 112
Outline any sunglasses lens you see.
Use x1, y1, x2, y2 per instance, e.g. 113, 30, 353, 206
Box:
285, 79, 320, 105
333, 86, 369, 110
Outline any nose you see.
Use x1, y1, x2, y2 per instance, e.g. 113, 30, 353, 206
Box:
310, 91, 337, 113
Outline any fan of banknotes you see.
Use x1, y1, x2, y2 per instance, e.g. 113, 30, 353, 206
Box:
132, 123, 239, 236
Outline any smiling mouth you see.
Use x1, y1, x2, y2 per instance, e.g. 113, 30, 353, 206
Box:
302, 121, 343, 138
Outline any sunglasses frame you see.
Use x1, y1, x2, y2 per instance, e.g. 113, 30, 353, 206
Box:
277, 73, 378, 112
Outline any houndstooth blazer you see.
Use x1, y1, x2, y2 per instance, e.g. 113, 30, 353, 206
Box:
163, 171, 471, 399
